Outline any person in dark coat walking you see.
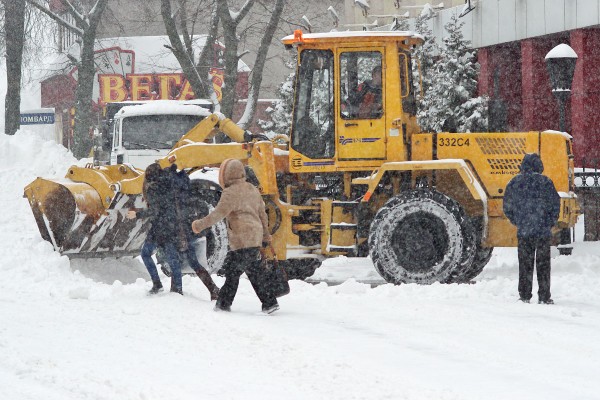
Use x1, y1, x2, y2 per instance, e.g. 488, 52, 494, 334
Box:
191, 159, 278, 314
503, 153, 561, 304
127, 163, 219, 299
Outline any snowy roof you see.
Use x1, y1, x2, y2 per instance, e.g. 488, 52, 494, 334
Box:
542, 130, 573, 140
116, 100, 213, 118
281, 30, 424, 46
96, 36, 250, 73
545, 44, 578, 60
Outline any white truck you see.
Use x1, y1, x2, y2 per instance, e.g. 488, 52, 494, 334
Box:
95, 99, 213, 169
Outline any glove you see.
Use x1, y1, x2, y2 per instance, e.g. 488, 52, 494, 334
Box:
262, 234, 272, 248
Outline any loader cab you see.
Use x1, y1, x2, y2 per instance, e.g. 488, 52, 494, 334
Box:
283, 31, 423, 173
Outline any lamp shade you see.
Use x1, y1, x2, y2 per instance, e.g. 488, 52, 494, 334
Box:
545, 44, 578, 92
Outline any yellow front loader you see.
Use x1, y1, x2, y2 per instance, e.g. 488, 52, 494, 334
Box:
25, 31, 580, 284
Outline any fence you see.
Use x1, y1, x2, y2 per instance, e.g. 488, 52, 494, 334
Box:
574, 159, 600, 241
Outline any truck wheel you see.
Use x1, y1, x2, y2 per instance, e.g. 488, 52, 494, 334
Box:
280, 258, 322, 280
369, 190, 476, 284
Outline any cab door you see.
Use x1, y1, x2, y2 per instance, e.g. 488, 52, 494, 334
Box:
337, 48, 386, 161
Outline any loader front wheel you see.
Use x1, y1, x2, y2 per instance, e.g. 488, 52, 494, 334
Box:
159, 179, 229, 276
369, 190, 476, 284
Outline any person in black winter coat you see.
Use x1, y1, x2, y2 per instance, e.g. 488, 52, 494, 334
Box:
503, 153, 560, 304
127, 163, 219, 299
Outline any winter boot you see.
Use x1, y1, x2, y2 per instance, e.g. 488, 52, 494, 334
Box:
538, 298, 554, 305
170, 279, 183, 295
214, 304, 231, 312
262, 303, 280, 315
148, 281, 163, 295
196, 268, 220, 301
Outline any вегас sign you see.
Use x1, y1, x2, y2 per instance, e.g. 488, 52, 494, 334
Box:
98, 70, 224, 105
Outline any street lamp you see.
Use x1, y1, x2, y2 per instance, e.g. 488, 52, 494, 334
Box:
545, 44, 578, 133
545, 44, 578, 256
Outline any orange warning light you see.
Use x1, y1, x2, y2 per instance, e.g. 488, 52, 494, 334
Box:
293, 29, 304, 43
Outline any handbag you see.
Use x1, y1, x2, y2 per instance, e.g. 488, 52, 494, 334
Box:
260, 244, 290, 298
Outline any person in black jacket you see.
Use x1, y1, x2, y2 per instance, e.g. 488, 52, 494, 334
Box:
503, 153, 561, 304
127, 163, 219, 299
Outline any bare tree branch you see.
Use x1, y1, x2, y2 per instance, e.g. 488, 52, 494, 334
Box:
87, 0, 105, 29
232, 0, 254, 25
62, 0, 86, 28
161, 0, 214, 103
25, 0, 83, 35
178, 0, 194, 57
237, 0, 284, 129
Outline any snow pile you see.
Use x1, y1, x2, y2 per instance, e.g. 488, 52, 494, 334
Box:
1, 132, 600, 399
0, 130, 80, 298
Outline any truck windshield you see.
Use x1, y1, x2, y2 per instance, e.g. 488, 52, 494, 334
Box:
121, 114, 204, 150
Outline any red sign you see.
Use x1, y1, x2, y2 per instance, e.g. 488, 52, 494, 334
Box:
98, 71, 224, 104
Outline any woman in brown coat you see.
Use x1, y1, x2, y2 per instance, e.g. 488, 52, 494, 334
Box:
191, 159, 278, 314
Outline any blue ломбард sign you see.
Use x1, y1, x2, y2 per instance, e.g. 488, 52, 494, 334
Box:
20, 113, 55, 125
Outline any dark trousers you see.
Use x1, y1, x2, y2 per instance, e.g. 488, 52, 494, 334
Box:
142, 238, 212, 291
517, 237, 551, 301
141, 239, 160, 283
216, 247, 277, 309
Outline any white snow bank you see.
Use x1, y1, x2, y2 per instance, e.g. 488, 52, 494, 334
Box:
1, 131, 600, 400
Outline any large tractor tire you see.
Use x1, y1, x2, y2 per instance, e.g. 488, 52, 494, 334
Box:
160, 179, 228, 276
369, 190, 476, 284
452, 217, 494, 282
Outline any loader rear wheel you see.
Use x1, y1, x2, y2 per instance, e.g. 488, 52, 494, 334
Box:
369, 190, 476, 284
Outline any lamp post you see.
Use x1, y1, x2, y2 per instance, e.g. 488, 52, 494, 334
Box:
544, 44, 578, 133
545, 44, 578, 255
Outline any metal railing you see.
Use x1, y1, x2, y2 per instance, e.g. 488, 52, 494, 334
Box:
575, 159, 600, 189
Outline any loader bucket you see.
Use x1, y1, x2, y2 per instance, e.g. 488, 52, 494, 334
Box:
24, 177, 150, 258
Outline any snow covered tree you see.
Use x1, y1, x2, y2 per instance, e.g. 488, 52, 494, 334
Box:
411, 12, 437, 101
391, 16, 409, 32
259, 54, 295, 137
417, 13, 488, 133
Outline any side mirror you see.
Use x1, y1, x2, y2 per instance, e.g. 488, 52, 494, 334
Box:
101, 124, 112, 152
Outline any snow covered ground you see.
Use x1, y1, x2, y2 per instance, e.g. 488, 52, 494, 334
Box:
1, 130, 600, 400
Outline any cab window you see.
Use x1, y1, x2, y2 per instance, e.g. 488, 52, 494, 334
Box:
399, 50, 417, 116
291, 49, 335, 160
340, 51, 382, 120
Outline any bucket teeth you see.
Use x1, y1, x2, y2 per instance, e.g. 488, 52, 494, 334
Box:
24, 178, 151, 259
